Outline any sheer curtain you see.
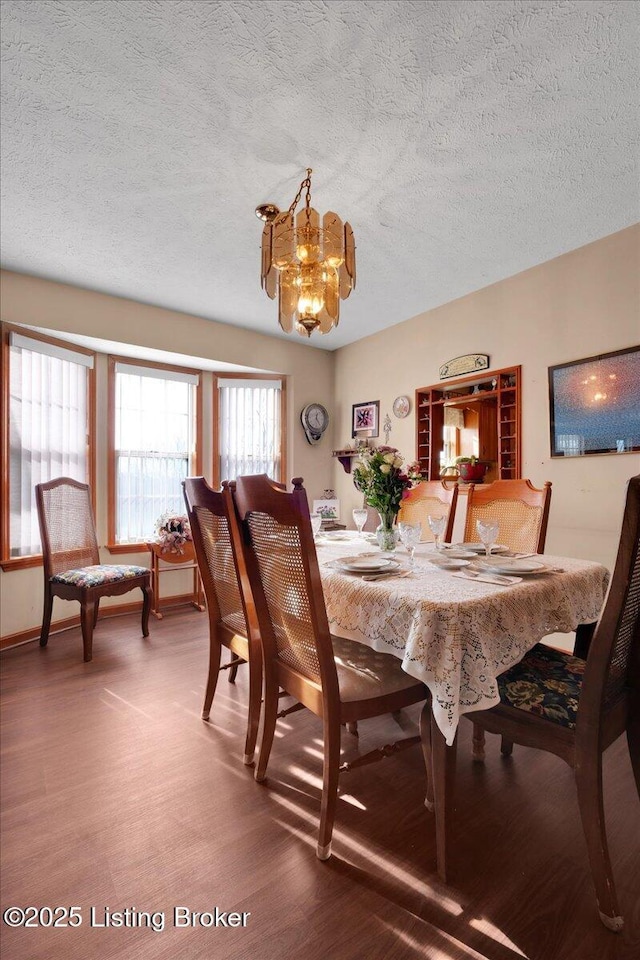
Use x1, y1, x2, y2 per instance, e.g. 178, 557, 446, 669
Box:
114, 363, 198, 542
9, 332, 92, 557
218, 379, 282, 482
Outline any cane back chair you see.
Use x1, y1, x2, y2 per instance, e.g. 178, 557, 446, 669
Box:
464, 478, 552, 554
36, 477, 152, 662
232, 473, 431, 860
398, 480, 459, 543
467, 474, 640, 931
183, 477, 262, 765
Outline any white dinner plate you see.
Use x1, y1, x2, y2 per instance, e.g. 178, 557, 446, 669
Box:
458, 542, 509, 554
475, 557, 547, 575
428, 557, 471, 570
437, 546, 477, 559
335, 556, 397, 573
318, 531, 351, 541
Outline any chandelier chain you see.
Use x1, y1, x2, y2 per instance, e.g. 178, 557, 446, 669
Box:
286, 167, 313, 219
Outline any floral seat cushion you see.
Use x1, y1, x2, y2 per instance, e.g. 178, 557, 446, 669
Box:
51, 564, 149, 589
497, 643, 585, 729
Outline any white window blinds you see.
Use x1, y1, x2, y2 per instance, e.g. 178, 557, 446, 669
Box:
9, 333, 92, 557
218, 379, 282, 482
114, 364, 197, 543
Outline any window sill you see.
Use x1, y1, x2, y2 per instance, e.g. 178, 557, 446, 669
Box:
106, 543, 150, 555
0, 555, 43, 572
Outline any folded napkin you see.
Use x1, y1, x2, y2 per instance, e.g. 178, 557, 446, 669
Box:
452, 572, 522, 586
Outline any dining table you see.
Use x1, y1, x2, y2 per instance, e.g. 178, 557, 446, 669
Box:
315, 531, 610, 880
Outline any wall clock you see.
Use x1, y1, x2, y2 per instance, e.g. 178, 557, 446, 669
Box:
392, 396, 411, 419
301, 403, 329, 445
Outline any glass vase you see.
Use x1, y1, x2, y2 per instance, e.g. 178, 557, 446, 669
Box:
376, 510, 398, 552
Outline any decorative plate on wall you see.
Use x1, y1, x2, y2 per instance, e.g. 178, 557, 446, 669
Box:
392, 396, 411, 418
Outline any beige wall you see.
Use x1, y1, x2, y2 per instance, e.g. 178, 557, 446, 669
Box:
332, 225, 640, 569
0, 271, 335, 638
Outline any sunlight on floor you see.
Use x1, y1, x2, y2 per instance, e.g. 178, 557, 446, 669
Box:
469, 917, 527, 956
101, 688, 152, 719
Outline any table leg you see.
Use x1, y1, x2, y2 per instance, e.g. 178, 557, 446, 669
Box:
430, 712, 457, 882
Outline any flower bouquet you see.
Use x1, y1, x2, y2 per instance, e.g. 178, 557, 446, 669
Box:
154, 512, 193, 555
353, 446, 423, 550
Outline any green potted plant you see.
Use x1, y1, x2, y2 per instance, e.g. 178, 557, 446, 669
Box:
454, 456, 488, 483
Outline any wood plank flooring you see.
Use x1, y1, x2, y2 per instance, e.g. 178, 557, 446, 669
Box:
1, 609, 639, 960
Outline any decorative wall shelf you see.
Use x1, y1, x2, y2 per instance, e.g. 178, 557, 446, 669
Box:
332, 449, 360, 474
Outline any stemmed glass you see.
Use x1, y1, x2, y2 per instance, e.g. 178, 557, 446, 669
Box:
310, 513, 323, 539
398, 521, 421, 569
477, 519, 500, 558
427, 514, 446, 552
352, 508, 368, 538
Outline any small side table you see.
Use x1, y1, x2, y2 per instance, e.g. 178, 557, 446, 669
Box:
146, 541, 205, 619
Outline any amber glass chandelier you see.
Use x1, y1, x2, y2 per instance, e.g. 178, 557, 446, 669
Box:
256, 168, 356, 337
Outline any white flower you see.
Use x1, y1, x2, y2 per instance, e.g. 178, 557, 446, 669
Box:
379, 463, 391, 474
383, 452, 396, 464
393, 456, 403, 468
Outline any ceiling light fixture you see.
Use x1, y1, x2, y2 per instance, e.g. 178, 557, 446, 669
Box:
256, 168, 356, 337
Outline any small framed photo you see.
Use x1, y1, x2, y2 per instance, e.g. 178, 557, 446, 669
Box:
313, 499, 341, 521
548, 346, 640, 457
352, 400, 379, 438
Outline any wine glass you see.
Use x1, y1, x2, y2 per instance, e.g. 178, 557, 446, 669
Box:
477, 519, 500, 558
310, 513, 323, 539
427, 514, 446, 551
398, 521, 421, 568
352, 507, 368, 538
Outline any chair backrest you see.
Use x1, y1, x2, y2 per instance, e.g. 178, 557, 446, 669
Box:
463, 479, 552, 553
232, 474, 339, 700
578, 475, 640, 741
183, 477, 253, 642
36, 477, 100, 578
397, 480, 459, 542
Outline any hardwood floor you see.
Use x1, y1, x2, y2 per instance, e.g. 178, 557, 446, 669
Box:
1, 609, 638, 960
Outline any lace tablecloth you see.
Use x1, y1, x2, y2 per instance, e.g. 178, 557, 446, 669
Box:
317, 535, 609, 744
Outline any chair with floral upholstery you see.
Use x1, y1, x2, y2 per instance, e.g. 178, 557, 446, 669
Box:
465, 474, 640, 931
232, 472, 431, 860
36, 477, 152, 662
183, 476, 263, 766
397, 479, 459, 543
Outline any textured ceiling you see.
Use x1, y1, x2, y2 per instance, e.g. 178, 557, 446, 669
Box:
1, 0, 638, 350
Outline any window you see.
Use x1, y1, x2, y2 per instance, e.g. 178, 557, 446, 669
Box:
1, 326, 94, 565
215, 376, 285, 485
109, 359, 200, 546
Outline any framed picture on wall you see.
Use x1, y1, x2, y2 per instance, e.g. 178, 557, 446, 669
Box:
548, 346, 640, 457
352, 400, 379, 438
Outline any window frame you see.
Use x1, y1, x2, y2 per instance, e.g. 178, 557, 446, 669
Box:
212, 372, 287, 488
0, 322, 96, 571
107, 355, 202, 553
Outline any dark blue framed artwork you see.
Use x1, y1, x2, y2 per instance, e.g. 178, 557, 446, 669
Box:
548, 346, 640, 457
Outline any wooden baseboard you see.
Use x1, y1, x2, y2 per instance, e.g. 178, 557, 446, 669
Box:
0, 594, 199, 650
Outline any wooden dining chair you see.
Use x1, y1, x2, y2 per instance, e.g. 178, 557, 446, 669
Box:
398, 479, 459, 543
183, 477, 263, 766
465, 474, 640, 931
464, 478, 552, 553
36, 477, 152, 662
231, 473, 431, 860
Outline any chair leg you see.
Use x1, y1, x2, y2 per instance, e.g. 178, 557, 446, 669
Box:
243, 653, 261, 766
202, 630, 222, 721
255, 674, 280, 784
500, 736, 514, 757
141, 583, 152, 638
93, 599, 100, 629
575, 753, 623, 931
317, 715, 342, 860
80, 600, 96, 662
419, 700, 434, 811
40, 585, 54, 648
472, 723, 485, 762
228, 652, 239, 684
